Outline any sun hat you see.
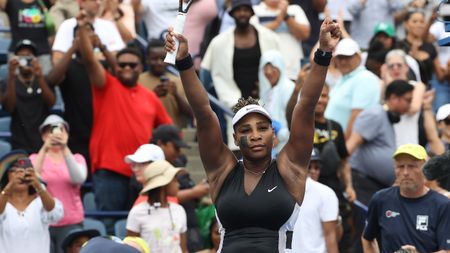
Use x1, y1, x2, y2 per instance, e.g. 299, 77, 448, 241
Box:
393, 144, 427, 161
124, 144, 165, 164
232, 104, 272, 128
39, 114, 70, 133
140, 160, 182, 194
0, 150, 29, 185
334, 38, 361, 57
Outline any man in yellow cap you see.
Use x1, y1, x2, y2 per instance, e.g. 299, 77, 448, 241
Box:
361, 144, 450, 253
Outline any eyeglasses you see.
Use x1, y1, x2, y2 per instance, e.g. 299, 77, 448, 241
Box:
118, 62, 139, 69
443, 117, 450, 125
387, 63, 403, 69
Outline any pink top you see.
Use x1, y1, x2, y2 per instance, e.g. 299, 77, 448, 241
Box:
30, 153, 86, 226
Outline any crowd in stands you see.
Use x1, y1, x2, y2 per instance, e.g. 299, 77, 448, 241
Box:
0, 0, 449, 252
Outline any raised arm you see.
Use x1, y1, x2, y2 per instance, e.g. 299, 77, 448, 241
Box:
0, 0, 6, 10
1, 58, 19, 112
282, 18, 340, 167
77, 12, 106, 88
165, 28, 236, 200
47, 43, 78, 86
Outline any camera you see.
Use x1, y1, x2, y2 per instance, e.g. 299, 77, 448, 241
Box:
18, 56, 33, 67
51, 124, 63, 134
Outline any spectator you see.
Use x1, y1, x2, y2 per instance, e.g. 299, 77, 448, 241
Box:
361, 22, 422, 81
252, 0, 310, 80
0, 0, 53, 74
436, 104, 450, 152
30, 115, 88, 253
381, 49, 426, 146
398, 10, 438, 86
99, 0, 136, 43
362, 144, 450, 253
258, 50, 295, 154
1, 39, 55, 153
126, 160, 188, 253
126, 143, 166, 203
346, 80, 414, 252
291, 0, 326, 56
138, 40, 192, 129
196, 218, 221, 253
47, 23, 117, 174
287, 79, 354, 252
52, 0, 125, 64
428, 8, 450, 110
347, 0, 405, 49
201, 0, 280, 148
292, 148, 340, 253
0, 150, 64, 253
150, 124, 210, 252
61, 229, 100, 253
324, 38, 381, 138
136, 0, 178, 41
50, 0, 80, 30
184, 0, 218, 65
77, 11, 172, 230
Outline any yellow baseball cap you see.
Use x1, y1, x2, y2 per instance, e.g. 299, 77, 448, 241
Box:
393, 144, 427, 160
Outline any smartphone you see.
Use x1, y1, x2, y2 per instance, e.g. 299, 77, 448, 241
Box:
160, 75, 169, 84
51, 124, 62, 134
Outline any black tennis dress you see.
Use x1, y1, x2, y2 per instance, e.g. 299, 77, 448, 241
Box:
214, 160, 300, 252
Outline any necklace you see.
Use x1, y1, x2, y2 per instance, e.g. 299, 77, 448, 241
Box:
244, 167, 267, 176
18, 76, 36, 94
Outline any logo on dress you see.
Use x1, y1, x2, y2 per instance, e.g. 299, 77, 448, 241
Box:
385, 210, 400, 218
416, 215, 429, 231
268, 186, 278, 192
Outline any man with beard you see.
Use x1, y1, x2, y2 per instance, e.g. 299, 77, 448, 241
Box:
1, 40, 55, 153
77, 11, 173, 227
138, 40, 192, 129
201, 0, 281, 148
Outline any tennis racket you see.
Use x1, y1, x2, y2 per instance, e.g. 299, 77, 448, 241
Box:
164, 0, 194, 64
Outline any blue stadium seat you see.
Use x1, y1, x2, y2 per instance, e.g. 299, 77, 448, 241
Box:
114, 219, 128, 239
83, 218, 107, 236
83, 192, 97, 211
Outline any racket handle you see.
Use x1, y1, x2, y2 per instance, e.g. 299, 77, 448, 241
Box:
164, 13, 187, 65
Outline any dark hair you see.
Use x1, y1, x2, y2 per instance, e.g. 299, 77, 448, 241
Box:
404, 10, 425, 22
147, 187, 163, 204
146, 39, 165, 54
73, 23, 95, 37
385, 80, 414, 100
232, 97, 260, 113
116, 47, 144, 65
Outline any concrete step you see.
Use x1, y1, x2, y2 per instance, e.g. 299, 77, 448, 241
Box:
182, 127, 197, 142
182, 141, 199, 156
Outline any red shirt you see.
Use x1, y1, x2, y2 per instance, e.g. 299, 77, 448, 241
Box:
90, 71, 172, 177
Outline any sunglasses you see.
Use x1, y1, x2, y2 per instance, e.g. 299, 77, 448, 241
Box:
387, 63, 403, 69
118, 62, 139, 69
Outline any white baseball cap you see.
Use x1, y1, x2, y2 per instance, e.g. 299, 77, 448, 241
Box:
124, 144, 165, 164
231, 104, 272, 128
436, 104, 450, 121
334, 38, 361, 57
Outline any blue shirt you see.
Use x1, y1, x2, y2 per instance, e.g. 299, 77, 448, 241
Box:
363, 187, 450, 253
325, 66, 380, 131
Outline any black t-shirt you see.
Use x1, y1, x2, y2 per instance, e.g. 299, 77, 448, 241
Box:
1, 77, 51, 153
177, 173, 199, 229
233, 33, 261, 99
5, 0, 50, 55
314, 119, 349, 195
56, 59, 93, 164
398, 40, 437, 85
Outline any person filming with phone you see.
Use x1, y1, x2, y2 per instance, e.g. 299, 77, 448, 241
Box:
30, 114, 88, 253
1, 39, 56, 153
0, 150, 64, 253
